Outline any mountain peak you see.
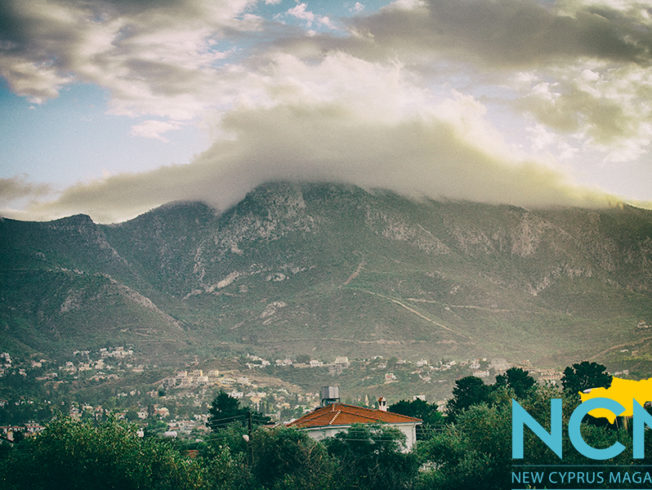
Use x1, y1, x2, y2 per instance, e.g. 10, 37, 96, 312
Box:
50, 213, 95, 227
1, 182, 650, 369
121, 200, 218, 226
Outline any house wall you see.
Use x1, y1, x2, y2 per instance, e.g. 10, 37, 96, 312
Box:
302, 423, 418, 452
396, 423, 417, 451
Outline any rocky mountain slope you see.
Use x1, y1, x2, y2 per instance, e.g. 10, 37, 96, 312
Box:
1, 182, 650, 368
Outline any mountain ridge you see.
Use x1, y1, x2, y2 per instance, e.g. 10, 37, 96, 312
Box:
1, 182, 650, 371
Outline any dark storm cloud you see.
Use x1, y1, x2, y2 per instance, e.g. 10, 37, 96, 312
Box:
345, 0, 652, 67
0, 176, 50, 204
0, 0, 257, 104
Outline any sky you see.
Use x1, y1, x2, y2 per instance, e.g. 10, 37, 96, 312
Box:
0, 0, 650, 223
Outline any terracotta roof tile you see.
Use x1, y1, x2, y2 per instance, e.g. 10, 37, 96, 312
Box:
287, 403, 421, 428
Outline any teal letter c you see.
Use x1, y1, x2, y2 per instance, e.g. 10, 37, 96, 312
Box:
568, 397, 625, 460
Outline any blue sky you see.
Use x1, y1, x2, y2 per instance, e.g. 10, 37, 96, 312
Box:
0, 83, 208, 187
0, 0, 650, 222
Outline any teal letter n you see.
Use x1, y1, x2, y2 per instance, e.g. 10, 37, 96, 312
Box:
512, 398, 562, 459
633, 400, 652, 459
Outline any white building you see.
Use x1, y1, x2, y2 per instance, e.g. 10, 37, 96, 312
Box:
287, 400, 421, 451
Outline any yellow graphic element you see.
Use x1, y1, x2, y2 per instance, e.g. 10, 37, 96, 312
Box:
579, 377, 652, 424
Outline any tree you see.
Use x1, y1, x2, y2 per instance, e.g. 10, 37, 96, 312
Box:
445, 376, 491, 420
201, 426, 254, 490
143, 418, 168, 437
325, 424, 419, 489
417, 403, 511, 490
295, 354, 311, 364
0, 418, 204, 490
250, 427, 336, 489
561, 361, 612, 395
124, 409, 139, 422
495, 367, 536, 399
10, 431, 24, 444
389, 398, 444, 439
207, 391, 270, 432
417, 382, 633, 490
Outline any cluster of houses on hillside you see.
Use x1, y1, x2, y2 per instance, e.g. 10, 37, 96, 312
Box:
1, 345, 575, 445
0, 423, 44, 442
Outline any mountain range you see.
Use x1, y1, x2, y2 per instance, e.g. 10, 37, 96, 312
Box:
1, 182, 650, 372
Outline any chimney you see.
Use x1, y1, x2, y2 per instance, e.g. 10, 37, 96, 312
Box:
378, 396, 387, 412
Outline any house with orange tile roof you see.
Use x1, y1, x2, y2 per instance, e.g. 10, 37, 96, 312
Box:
287, 397, 422, 451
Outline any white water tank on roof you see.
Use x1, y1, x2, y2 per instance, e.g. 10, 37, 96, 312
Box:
320, 385, 340, 406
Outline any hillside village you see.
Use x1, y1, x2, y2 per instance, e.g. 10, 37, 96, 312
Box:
0, 345, 579, 441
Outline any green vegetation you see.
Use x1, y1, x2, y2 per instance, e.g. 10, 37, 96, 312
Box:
1, 183, 650, 367
0, 418, 204, 489
446, 375, 493, 421
207, 391, 270, 432
388, 398, 444, 439
1, 182, 650, 485
326, 424, 419, 489
250, 427, 335, 489
495, 367, 537, 398
2, 362, 649, 489
562, 360, 613, 394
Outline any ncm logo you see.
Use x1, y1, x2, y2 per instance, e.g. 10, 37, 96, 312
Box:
512, 398, 652, 460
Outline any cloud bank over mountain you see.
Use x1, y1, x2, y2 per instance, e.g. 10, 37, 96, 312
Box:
27, 96, 614, 223
1, 0, 650, 221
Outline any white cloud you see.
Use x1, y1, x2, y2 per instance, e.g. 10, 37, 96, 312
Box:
24, 99, 614, 223
0, 0, 258, 117
514, 61, 652, 161
0, 0, 650, 218
0, 57, 73, 104
287, 3, 315, 24
318, 16, 337, 30
130, 120, 183, 142
386, 0, 426, 10
20, 53, 617, 222
285, 2, 337, 30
